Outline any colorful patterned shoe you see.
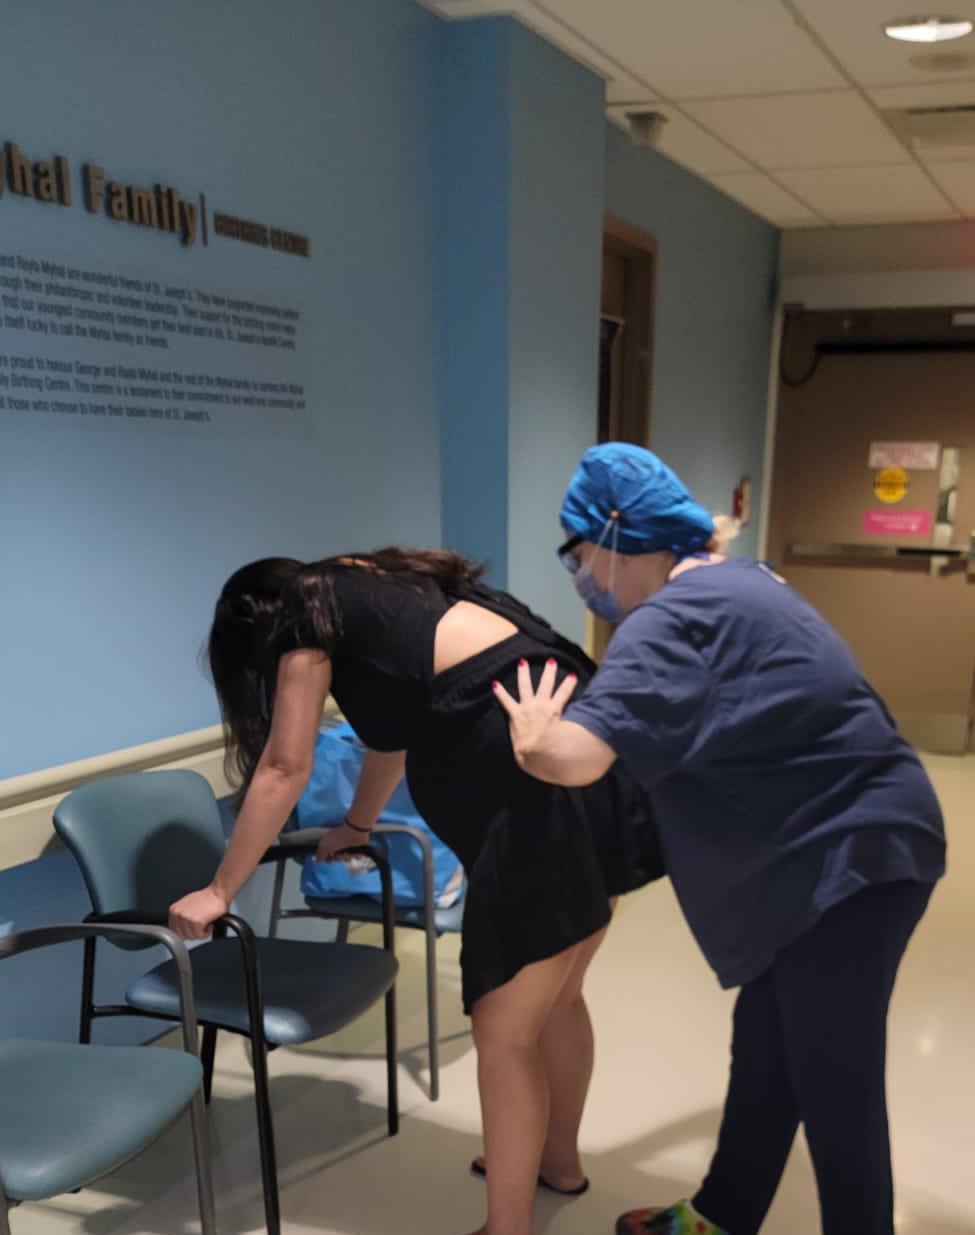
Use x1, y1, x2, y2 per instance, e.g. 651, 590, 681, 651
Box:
615, 1199, 728, 1235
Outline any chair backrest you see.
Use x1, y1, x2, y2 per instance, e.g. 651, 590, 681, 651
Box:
53, 770, 226, 920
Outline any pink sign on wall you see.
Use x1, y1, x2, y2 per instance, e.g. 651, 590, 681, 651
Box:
862, 509, 934, 537
867, 441, 940, 470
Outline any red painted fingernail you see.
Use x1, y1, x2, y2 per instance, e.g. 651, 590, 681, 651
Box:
518, 659, 528, 668
547, 658, 556, 666
492, 680, 500, 691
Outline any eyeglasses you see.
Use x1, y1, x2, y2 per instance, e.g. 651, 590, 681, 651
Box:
557, 532, 584, 575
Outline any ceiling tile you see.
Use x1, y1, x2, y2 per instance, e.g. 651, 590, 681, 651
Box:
425, 0, 975, 229
927, 161, 975, 213
515, 6, 648, 95
708, 172, 824, 227
790, 0, 975, 88
683, 90, 910, 170
869, 81, 975, 110
427, 1, 648, 98
607, 103, 752, 175
775, 164, 959, 223
524, 0, 845, 99
869, 81, 975, 163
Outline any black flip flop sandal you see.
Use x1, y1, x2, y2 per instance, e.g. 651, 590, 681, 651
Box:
470, 1158, 590, 1196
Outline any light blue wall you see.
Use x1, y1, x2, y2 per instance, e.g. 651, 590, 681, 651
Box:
604, 124, 780, 558
2, 9, 780, 782
437, 20, 604, 640
437, 19, 510, 583
1, 7, 784, 1041
506, 26, 605, 644
0, 0, 441, 779
439, 28, 778, 633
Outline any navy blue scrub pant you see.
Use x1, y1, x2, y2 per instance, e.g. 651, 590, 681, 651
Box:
693, 880, 933, 1235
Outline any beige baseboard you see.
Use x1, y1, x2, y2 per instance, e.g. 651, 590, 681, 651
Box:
0, 702, 344, 871
0, 729, 232, 872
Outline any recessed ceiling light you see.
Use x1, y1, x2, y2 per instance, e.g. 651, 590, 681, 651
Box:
885, 16, 974, 43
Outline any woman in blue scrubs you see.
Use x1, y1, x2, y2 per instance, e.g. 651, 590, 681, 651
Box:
495, 442, 946, 1235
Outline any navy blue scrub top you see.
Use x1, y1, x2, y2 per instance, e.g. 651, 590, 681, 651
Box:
566, 558, 946, 988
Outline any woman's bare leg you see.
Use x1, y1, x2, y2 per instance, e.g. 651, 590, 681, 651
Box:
473, 910, 614, 1192
537, 914, 612, 1187
470, 934, 601, 1235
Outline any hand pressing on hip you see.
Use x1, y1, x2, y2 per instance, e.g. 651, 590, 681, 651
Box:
494, 658, 578, 770
494, 658, 615, 788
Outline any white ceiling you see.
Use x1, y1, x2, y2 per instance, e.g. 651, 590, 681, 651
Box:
426, 0, 975, 229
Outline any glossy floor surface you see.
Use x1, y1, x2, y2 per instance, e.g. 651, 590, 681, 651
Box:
10, 755, 973, 1235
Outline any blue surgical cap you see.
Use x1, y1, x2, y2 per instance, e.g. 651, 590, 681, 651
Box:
561, 443, 715, 557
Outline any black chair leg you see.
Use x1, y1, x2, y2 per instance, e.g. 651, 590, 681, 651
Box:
221, 912, 281, 1235
385, 985, 399, 1137
79, 935, 96, 1044
201, 1024, 218, 1105
335, 919, 350, 945
251, 1034, 281, 1235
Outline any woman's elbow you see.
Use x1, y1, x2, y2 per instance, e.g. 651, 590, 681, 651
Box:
255, 757, 312, 790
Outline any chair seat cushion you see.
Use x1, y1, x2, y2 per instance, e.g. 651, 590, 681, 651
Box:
304, 894, 465, 935
0, 1040, 201, 1202
127, 938, 397, 1046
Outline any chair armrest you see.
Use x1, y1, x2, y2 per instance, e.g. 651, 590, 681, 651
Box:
84, 908, 268, 1047
85, 909, 168, 927
371, 825, 436, 925
258, 828, 328, 861
0, 923, 201, 1053
261, 836, 389, 876
261, 837, 396, 954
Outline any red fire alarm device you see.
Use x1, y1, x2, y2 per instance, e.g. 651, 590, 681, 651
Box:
733, 476, 752, 526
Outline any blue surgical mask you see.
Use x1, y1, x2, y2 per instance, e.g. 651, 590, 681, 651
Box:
573, 514, 624, 624
574, 570, 624, 624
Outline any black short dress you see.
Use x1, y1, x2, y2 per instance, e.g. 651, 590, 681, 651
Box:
325, 565, 664, 1012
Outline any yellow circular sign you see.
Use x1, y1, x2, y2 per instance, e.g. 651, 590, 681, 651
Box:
874, 467, 908, 504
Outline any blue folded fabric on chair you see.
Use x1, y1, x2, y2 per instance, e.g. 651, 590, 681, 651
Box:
296, 723, 463, 909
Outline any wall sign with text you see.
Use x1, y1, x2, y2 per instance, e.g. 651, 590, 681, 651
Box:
867, 441, 940, 471
0, 132, 311, 432
862, 509, 933, 537
0, 137, 310, 257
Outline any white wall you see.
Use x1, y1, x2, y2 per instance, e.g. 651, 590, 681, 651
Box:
781, 219, 975, 309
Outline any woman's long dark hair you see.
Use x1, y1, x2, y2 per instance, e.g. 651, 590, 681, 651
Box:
208, 548, 483, 798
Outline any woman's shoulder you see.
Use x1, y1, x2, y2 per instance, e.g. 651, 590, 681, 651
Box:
325, 559, 449, 623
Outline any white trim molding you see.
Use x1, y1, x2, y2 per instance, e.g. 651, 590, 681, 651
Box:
0, 727, 231, 872
0, 701, 342, 871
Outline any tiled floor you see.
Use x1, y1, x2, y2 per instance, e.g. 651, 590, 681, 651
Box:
10, 755, 974, 1235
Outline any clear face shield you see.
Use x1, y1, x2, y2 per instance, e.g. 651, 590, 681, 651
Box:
558, 513, 624, 624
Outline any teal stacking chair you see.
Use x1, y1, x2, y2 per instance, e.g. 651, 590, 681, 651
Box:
0, 922, 214, 1235
269, 821, 465, 1101
53, 769, 398, 1235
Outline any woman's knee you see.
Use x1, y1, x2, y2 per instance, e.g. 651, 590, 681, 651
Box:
473, 1004, 547, 1059
556, 919, 612, 1007
472, 951, 583, 1050
553, 988, 589, 1021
